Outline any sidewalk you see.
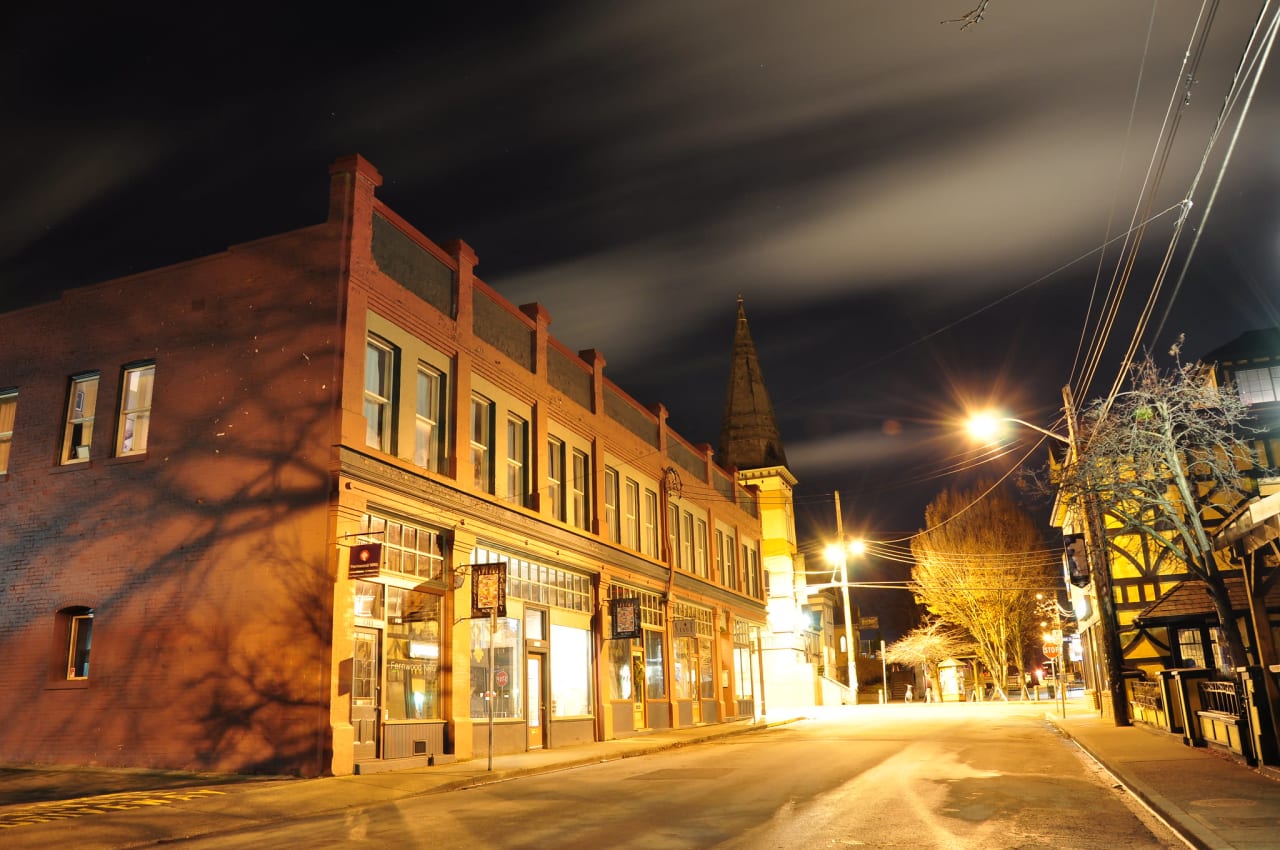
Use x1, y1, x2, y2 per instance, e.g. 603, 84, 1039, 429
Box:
1046, 703, 1280, 850
3, 705, 1278, 849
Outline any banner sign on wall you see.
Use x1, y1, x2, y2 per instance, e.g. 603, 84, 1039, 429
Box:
610, 597, 642, 640
470, 562, 507, 618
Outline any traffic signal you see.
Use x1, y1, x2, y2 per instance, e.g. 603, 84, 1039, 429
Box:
1062, 535, 1089, 588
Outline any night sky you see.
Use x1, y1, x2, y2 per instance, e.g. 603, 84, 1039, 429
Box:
5, 3, 1280, 633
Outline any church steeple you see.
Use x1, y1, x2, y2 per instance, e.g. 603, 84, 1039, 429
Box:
717, 296, 788, 471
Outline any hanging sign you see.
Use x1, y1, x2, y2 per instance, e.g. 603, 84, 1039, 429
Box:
610, 597, 643, 640
673, 618, 697, 638
470, 562, 508, 618
348, 543, 382, 579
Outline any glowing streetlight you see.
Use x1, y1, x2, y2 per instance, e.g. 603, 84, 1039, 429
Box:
965, 410, 1071, 445
963, 393, 1130, 726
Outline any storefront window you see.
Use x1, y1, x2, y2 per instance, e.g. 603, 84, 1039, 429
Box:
551, 624, 593, 716
699, 637, 714, 699
673, 636, 695, 700
734, 621, 755, 700
644, 630, 666, 699
385, 588, 441, 721
607, 638, 632, 700
353, 580, 383, 619
470, 617, 522, 719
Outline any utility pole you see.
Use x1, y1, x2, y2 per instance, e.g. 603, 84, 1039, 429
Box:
1062, 385, 1130, 726
833, 491, 859, 702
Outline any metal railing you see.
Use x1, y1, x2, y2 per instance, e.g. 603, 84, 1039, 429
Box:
1198, 680, 1241, 715
1130, 680, 1162, 711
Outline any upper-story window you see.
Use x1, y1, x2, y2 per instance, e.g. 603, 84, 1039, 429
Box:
547, 438, 566, 521
470, 394, 495, 493
624, 478, 641, 550
0, 389, 15, 474
694, 518, 708, 578
364, 336, 396, 453
680, 510, 695, 571
117, 363, 155, 456
643, 489, 659, 557
415, 364, 445, 471
62, 374, 99, 464
571, 449, 590, 530
744, 541, 762, 599
667, 503, 680, 567
604, 466, 620, 543
506, 414, 529, 507
1235, 365, 1280, 405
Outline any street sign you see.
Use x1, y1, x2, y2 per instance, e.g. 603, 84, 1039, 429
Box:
495, 669, 509, 688
1043, 642, 1061, 659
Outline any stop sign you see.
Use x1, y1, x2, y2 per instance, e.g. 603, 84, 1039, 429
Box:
1043, 643, 1061, 659
495, 669, 509, 688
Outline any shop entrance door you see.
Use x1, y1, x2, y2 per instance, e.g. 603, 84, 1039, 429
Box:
352, 627, 381, 761
631, 649, 646, 729
527, 652, 547, 749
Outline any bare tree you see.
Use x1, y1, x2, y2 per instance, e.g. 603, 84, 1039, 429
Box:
1056, 352, 1270, 669
910, 480, 1057, 700
884, 618, 974, 699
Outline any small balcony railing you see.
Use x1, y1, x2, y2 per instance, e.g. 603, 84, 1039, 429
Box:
1198, 680, 1241, 715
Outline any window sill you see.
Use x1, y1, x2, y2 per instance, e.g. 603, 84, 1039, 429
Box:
50, 461, 91, 474
105, 452, 148, 467
46, 679, 89, 691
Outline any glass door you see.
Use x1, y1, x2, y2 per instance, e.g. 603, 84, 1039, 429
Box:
527, 652, 546, 749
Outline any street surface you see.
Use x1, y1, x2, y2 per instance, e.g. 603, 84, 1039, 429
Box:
4, 702, 1188, 849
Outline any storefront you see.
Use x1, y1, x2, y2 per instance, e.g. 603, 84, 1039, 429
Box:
466, 546, 597, 754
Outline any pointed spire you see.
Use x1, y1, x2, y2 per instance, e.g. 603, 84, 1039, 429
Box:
717, 297, 788, 471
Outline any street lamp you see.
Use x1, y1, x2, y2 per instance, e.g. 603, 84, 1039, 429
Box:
965, 390, 1130, 726
825, 491, 861, 703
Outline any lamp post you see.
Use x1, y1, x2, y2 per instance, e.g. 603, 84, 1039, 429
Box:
825, 491, 860, 704
967, 386, 1130, 726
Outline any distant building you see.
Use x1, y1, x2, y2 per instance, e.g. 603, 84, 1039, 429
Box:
716, 299, 849, 707
0, 156, 768, 777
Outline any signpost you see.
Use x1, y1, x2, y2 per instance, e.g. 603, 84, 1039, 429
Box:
468, 563, 507, 771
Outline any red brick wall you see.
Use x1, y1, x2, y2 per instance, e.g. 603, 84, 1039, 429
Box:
0, 224, 347, 776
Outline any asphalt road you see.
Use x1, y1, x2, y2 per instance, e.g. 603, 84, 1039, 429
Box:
27, 702, 1183, 849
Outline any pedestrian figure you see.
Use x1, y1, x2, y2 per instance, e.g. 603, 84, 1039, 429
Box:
925, 681, 934, 703
904, 684, 913, 703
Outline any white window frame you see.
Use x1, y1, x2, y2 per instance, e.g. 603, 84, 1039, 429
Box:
694, 518, 708, 578
547, 437, 566, 521
571, 449, 590, 530
506, 414, 529, 506
364, 336, 396, 453
415, 364, 445, 471
117, 363, 155, 456
624, 478, 640, 550
604, 467, 620, 543
643, 489, 659, 557
470, 394, 494, 493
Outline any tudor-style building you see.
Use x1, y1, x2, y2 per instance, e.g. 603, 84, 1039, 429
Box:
1057, 328, 1280, 763
0, 155, 769, 777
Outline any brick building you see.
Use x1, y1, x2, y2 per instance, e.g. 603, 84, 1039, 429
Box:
0, 155, 768, 777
